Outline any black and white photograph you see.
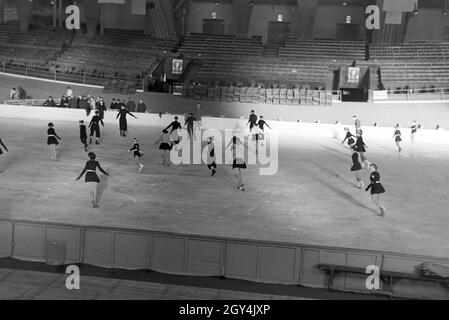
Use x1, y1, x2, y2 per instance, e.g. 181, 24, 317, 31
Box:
0, 0, 449, 309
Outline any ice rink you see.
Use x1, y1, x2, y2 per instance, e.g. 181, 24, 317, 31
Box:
0, 116, 448, 259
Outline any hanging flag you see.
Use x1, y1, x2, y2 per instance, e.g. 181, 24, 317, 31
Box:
383, 0, 417, 12
385, 11, 403, 24
97, 0, 126, 4
131, 0, 146, 15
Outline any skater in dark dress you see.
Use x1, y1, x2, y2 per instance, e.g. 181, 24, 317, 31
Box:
226, 133, 247, 191
206, 137, 217, 176
96, 98, 107, 120
350, 146, 365, 189
342, 127, 356, 149
154, 129, 172, 166
248, 110, 258, 134
0, 137, 8, 156
129, 138, 144, 173
116, 106, 137, 137
184, 113, 195, 140
365, 163, 389, 216
165, 116, 182, 145
47, 123, 61, 161
79, 120, 88, 152
76, 152, 109, 208
257, 116, 271, 146
88, 110, 104, 145
355, 131, 369, 168
410, 120, 418, 143
392, 124, 402, 152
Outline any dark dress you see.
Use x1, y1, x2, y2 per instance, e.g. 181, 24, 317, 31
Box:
249, 114, 258, 130
80, 124, 87, 145
117, 109, 135, 131
47, 128, 59, 145
365, 171, 386, 195
79, 160, 107, 183
343, 131, 355, 146
394, 129, 402, 142
355, 136, 367, 153
231, 136, 247, 169
350, 152, 362, 171
130, 143, 143, 158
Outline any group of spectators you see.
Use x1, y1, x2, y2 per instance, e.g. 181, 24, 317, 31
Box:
42, 87, 149, 116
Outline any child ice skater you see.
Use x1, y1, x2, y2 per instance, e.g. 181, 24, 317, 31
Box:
226, 133, 247, 191
79, 120, 88, 152
154, 129, 172, 167
355, 130, 369, 168
342, 127, 356, 149
410, 120, 418, 143
129, 138, 144, 173
76, 152, 109, 208
365, 163, 389, 217
206, 137, 217, 176
47, 123, 61, 161
89, 110, 104, 145
393, 124, 402, 152
350, 146, 365, 189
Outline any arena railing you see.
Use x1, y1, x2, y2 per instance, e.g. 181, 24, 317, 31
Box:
371, 87, 449, 101
0, 61, 145, 90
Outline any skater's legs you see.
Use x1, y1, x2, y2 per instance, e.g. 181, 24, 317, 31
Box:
371, 194, 387, 214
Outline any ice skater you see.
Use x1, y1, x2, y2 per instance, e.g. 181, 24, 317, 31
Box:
226, 133, 247, 191
129, 138, 144, 173
194, 103, 202, 132
116, 106, 137, 137
88, 110, 104, 145
0, 137, 8, 160
365, 163, 389, 216
248, 110, 258, 134
154, 129, 172, 167
79, 120, 88, 152
47, 123, 61, 161
256, 115, 271, 149
350, 146, 365, 189
410, 120, 418, 143
206, 136, 217, 176
355, 130, 369, 168
165, 116, 182, 145
393, 124, 402, 152
185, 113, 195, 140
341, 127, 356, 149
353, 115, 361, 132
76, 152, 109, 208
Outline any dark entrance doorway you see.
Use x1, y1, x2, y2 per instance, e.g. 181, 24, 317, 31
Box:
340, 88, 368, 102
267, 21, 291, 45
336, 23, 360, 40
202, 19, 225, 35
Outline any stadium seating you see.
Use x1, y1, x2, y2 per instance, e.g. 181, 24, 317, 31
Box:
279, 38, 366, 61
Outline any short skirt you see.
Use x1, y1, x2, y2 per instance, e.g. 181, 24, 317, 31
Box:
370, 183, 385, 195
351, 163, 362, 171
85, 171, 100, 183
159, 143, 172, 151
233, 158, 247, 169
47, 136, 59, 145
395, 137, 402, 142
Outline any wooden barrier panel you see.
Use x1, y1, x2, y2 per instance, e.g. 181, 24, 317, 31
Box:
186, 239, 222, 276
83, 230, 114, 267
224, 242, 258, 280
113, 232, 149, 269
258, 245, 298, 283
151, 236, 186, 273
45, 226, 81, 264
12, 223, 46, 261
0, 222, 13, 258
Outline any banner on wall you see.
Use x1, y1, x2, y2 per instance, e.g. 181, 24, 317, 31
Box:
131, 0, 146, 15
385, 11, 403, 24
383, 0, 417, 12
98, 0, 126, 3
348, 67, 360, 83
172, 59, 183, 75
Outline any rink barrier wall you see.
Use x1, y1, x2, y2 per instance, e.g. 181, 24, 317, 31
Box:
0, 219, 448, 299
1, 104, 449, 145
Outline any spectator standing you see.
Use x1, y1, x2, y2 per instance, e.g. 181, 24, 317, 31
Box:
10, 88, 17, 100
126, 97, 136, 112
109, 98, 118, 110
137, 100, 147, 113
59, 95, 69, 108
97, 97, 107, 120
66, 87, 73, 99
